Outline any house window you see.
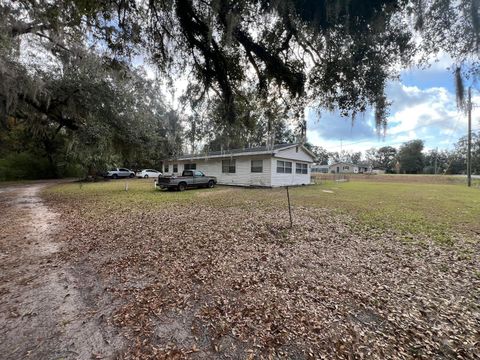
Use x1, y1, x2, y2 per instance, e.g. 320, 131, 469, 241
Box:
184, 163, 196, 170
173, 164, 178, 173
343, 166, 349, 170
164, 164, 169, 172
251, 160, 263, 173
277, 160, 292, 174
296, 163, 308, 174
222, 159, 236, 173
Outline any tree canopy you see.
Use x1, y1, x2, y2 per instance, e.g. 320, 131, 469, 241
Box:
397, 139, 425, 174
0, 0, 423, 130
1, 0, 479, 179
0, 6, 184, 178
366, 146, 398, 172
2, 1, 479, 127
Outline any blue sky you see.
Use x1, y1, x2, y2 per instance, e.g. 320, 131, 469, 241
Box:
306, 56, 480, 153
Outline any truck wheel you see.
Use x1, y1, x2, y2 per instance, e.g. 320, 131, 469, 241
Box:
207, 180, 215, 188
178, 182, 187, 191
112, 174, 118, 179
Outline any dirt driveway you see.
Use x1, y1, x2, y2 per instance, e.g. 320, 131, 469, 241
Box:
0, 182, 122, 359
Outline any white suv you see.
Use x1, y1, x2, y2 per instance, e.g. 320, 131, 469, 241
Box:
105, 168, 135, 179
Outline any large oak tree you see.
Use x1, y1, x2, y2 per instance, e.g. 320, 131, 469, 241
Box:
1, 0, 479, 150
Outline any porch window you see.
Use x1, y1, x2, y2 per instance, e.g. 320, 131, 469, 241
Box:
184, 163, 196, 170
222, 159, 236, 173
164, 164, 169, 172
296, 163, 308, 174
251, 160, 263, 173
173, 164, 178, 173
277, 160, 292, 173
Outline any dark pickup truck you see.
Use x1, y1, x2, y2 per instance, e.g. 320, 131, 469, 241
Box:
156, 170, 217, 191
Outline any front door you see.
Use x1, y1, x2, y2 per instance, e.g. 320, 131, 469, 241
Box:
336, 166, 340, 173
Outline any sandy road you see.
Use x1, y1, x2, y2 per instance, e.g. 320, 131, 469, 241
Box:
0, 182, 122, 359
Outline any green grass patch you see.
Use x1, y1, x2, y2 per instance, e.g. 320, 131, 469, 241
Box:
290, 181, 480, 243
45, 179, 480, 244
45, 179, 203, 206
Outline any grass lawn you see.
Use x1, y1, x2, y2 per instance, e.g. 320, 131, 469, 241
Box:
294, 181, 480, 243
43, 178, 480, 358
49, 178, 480, 243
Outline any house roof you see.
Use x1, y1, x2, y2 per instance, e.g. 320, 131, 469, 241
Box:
173, 143, 315, 161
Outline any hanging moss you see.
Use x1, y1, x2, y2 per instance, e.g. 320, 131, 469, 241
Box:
455, 66, 465, 110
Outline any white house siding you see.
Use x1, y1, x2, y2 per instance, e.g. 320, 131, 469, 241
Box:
270, 157, 311, 187
217, 156, 272, 186
269, 146, 313, 187
164, 156, 272, 187
162, 145, 314, 187
275, 146, 314, 162
329, 163, 355, 174
328, 163, 370, 174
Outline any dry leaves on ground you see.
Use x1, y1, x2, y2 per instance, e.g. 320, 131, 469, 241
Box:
45, 192, 480, 359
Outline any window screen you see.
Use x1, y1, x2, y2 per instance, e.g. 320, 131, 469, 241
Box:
296, 163, 308, 174
222, 159, 236, 173
251, 160, 263, 173
277, 160, 292, 173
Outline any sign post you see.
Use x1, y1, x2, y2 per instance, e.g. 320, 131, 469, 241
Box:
286, 186, 293, 228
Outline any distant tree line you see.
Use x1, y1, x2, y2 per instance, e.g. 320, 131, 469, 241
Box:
306, 132, 480, 175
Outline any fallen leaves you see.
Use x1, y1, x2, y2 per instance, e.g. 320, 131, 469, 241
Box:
44, 188, 480, 359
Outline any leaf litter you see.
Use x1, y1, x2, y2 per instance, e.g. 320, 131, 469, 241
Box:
44, 190, 480, 359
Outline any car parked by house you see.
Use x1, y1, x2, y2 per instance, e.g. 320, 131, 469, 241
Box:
104, 168, 135, 179
136, 169, 162, 178
156, 170, 217, 191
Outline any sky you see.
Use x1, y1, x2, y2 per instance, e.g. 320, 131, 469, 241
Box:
306, 55, 480, 153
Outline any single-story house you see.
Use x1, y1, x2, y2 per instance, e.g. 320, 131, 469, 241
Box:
162, 143, 315, 187
329, 162, 372, 174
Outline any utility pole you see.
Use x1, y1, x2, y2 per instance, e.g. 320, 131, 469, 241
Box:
467, 87, 472, 187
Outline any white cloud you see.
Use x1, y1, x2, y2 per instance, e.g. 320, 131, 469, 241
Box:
386, 83, 460, 135
306, 80, 471, 152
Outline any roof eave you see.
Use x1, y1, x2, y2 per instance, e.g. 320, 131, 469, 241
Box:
174, 150, 275, 161
274, 143, 316, 162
